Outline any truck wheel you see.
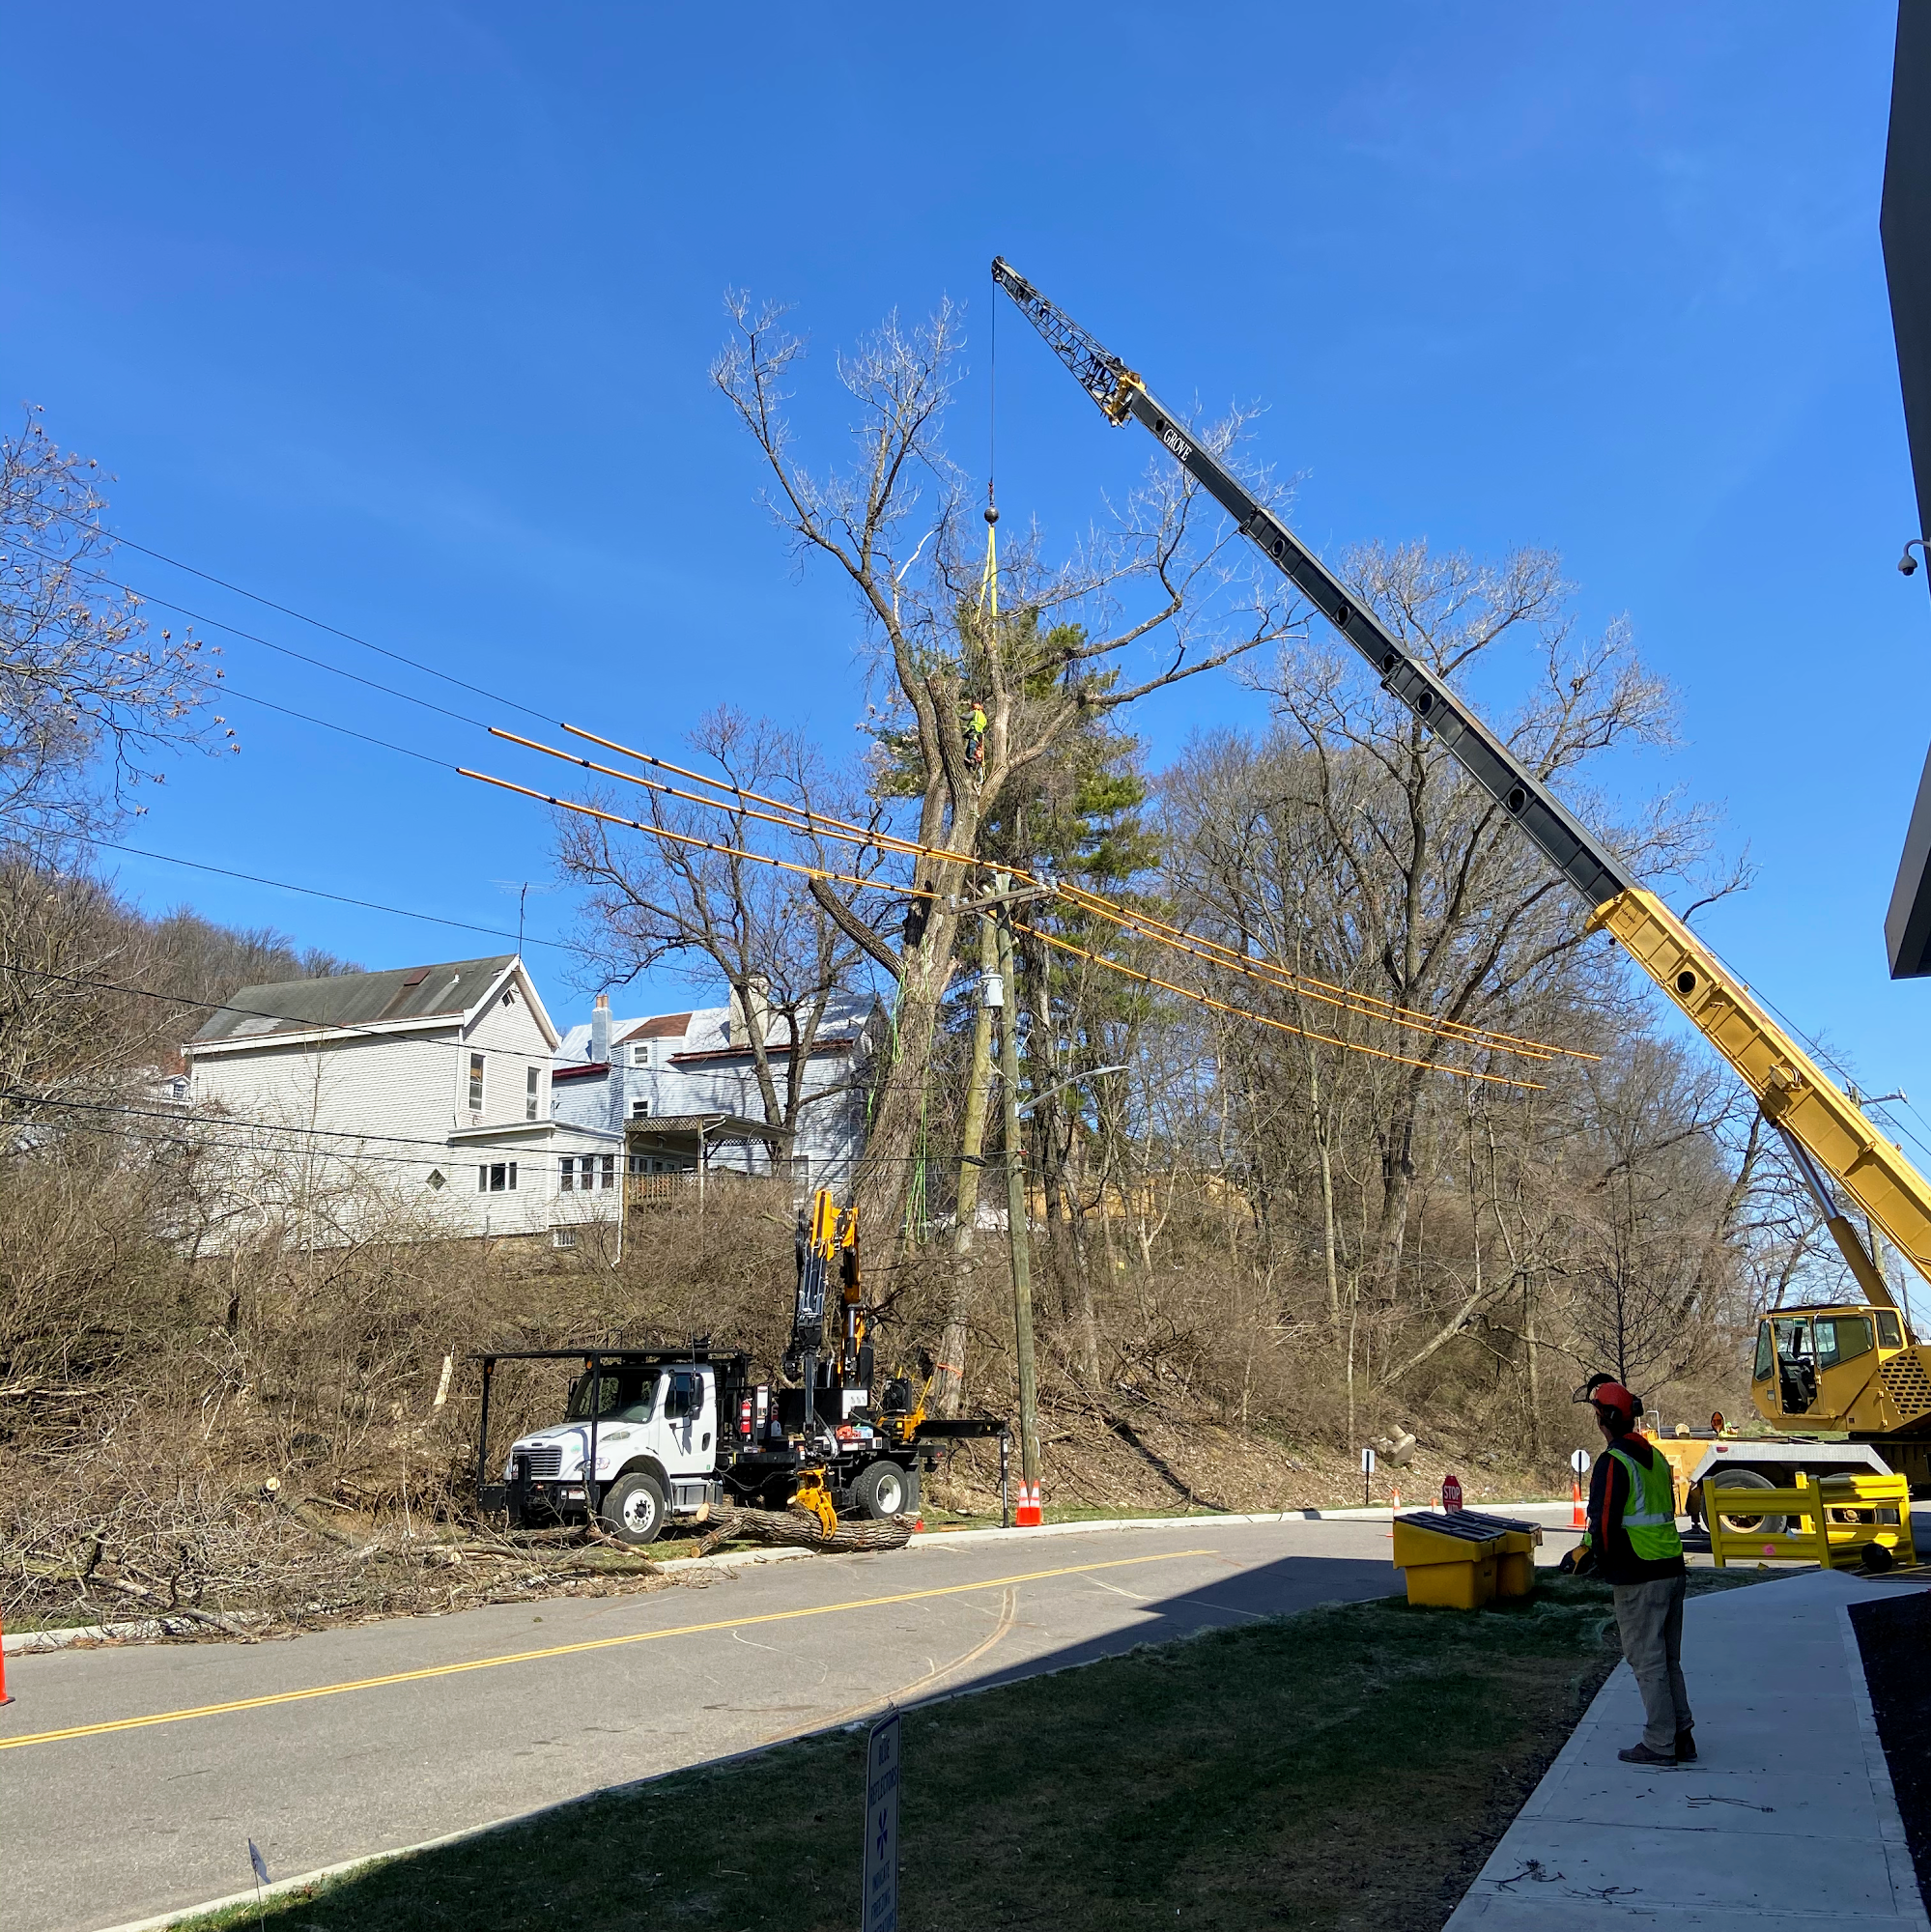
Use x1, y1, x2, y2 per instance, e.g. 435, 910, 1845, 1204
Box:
851, 1460, 911, 1521
1710, 1468, 1786, 1537
601, 1471, 667, 1546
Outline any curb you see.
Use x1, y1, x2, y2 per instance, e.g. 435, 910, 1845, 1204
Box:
904, 1499, 1578, 1545
9, 1503, 1582, 1657
3, 1546, 818, 1656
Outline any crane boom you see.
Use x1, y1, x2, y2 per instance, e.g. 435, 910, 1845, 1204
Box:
992, 256, 1931, 1318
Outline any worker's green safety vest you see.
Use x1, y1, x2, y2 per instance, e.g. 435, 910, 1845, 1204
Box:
1606, 1443, 1684, 1562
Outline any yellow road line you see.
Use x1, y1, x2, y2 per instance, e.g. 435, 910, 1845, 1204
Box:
0, 1549, 1212, 1753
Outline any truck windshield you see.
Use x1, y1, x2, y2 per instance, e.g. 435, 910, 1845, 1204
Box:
566, 1370, 661, 1422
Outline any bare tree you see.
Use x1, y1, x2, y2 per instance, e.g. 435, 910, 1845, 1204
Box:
555, 709, 892, 1141
1255, 540, 1742, 1293
1, 407, 228, 846
713, 297, 1303, 1241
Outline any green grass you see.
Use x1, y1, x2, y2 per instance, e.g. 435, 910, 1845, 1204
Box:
166, 1568, 1770, 1932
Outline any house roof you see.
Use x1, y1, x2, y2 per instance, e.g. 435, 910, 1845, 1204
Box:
624, 1012, 696, 1042
188, 954, 521, 1046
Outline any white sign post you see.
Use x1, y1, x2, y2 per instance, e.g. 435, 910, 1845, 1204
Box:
1571, 1448, 1592, 1476
863, 1709, 901, 1932
1359, 1444, 1376, 1506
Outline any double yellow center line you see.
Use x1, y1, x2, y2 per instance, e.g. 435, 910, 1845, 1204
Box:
0, 1548, 1212, 1753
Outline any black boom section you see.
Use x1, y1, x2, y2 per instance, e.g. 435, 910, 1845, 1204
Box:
991, 257, 1634, 911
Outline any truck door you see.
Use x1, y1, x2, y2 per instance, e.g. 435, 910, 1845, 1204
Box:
662, 1368, 710, 1476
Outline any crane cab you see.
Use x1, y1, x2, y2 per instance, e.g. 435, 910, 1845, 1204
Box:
1750, 1303, 1931, 1488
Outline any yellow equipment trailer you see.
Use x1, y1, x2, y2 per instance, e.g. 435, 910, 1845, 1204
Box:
995, 258, 1931, 1492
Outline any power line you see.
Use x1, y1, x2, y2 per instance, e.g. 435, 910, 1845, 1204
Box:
5, 1088, 574, 1159
2, 504, 543, 724
218, 681, 454, 770
499, 724, 1589, 1066
66, 831, 594, 960
1012, 918, 1543, 1091
12, 504, 1595, 1074
1, 956, 611, 1072
2, 532, 497, 734
14, 1106, 589, 1180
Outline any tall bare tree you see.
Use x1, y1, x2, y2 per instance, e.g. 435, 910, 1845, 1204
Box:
713, 297, 1302, 1241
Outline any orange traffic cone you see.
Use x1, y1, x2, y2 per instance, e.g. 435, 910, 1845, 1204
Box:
0, 1612, 13, 1707
1570, 1475, 1586, 1529
1015, 1481, 1042, 1528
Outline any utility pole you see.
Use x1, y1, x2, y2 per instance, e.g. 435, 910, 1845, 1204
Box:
991, 873, 1043, 1525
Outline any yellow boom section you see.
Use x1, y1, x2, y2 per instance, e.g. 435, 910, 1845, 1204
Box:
1590, 888, 1929, 1310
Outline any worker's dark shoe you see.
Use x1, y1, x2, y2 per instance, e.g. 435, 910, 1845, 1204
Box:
1675, 1729, 1696, 1762
1618, 1743, 1677, 1766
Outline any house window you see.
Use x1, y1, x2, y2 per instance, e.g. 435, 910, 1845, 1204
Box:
599, 1154, 616, 1190
632, 1099, 650, 1118
426, 1169, 447, 1191
553, 1228, 578, 1250
468, 1053, 485, 1111
560, 1157, 575, 1192
632, 1043, 651, 1067
476, 1161, 517, 1193
526, 1065, 540, 1121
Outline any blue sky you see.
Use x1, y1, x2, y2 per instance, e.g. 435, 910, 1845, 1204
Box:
4, 7, 1925, 1127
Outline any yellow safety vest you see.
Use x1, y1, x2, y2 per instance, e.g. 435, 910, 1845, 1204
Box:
1606, 1443, 1684, 1563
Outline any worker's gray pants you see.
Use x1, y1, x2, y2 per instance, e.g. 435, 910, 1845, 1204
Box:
1613, 1573, 1692, 1752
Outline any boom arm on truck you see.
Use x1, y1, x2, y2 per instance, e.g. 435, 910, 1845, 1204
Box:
993, 257, 1931, 1463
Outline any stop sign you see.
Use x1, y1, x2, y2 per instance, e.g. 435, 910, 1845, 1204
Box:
1442, 1473, 1463, 1512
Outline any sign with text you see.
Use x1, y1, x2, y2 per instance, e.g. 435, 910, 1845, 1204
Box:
863, 1710, 901, 1932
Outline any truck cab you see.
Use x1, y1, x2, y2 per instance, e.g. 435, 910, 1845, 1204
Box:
503, 1355, 724, 1545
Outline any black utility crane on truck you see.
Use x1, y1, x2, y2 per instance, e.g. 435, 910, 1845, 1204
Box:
993, 256, 1931, 1496
475, 1190, 1005, 1544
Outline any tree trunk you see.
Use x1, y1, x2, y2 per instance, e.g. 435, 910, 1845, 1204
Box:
854, 896, 960, 1245
933, 914, 998, 1417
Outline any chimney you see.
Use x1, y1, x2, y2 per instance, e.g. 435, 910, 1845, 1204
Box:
728, 976, 768, 1048
590, 993, 611, 1064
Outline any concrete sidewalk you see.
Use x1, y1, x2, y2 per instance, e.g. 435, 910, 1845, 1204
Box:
1447, 1570, 1927, 1928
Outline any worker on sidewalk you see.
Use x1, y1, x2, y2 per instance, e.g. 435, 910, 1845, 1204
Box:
1568, 1375, 1694, 1766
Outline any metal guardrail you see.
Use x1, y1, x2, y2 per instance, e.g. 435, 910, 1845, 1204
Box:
1702, 1471, 1916, 1570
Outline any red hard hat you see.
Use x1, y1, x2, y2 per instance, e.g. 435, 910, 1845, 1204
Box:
1589, 1381, 1638, 1421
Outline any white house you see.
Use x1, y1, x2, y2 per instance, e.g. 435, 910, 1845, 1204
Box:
550, 986, 882, 1194
184, 953, 624, 1245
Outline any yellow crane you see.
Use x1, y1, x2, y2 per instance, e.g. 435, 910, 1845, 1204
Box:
994, 257, 1931, 1489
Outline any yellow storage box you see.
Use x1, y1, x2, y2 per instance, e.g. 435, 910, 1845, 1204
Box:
1391, 1509, 1544, 1609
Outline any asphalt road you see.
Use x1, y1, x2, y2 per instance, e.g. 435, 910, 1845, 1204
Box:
2, 1509, 1583, 1932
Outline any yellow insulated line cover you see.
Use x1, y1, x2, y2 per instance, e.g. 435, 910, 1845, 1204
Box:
0, 1548, 1213, 1754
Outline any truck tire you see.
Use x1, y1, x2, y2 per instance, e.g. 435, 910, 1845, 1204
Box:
851, 1459, 912, 1521
601, 1471, 667, 1546
1708, 1467, 1787, 1538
